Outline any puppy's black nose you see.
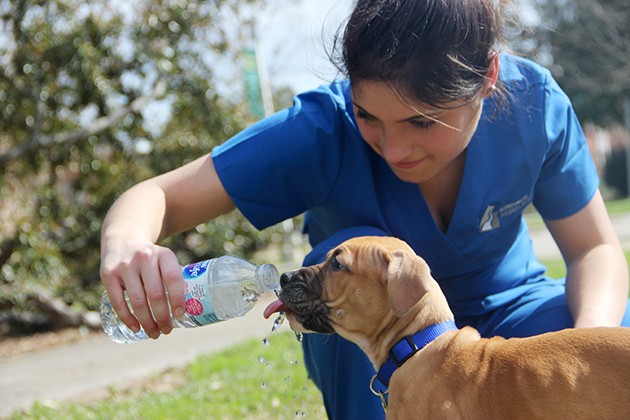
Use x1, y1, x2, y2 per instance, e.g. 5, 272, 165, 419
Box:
280, 269, 303, 288
280, 272, 292, 288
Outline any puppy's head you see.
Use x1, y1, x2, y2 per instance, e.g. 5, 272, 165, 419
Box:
264, 236, 436, 342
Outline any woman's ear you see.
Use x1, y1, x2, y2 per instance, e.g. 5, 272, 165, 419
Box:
482, 54, 500, 97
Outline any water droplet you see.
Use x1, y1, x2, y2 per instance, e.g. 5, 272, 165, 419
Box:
258, 356, 266, 364
262, 338, 269, 346
271, 312, 286, 333
284, 376, 291, 383
302, 387, 308, 393
261, 382, 267, 390
290, 360, 299, 366
295, 331, 303, 342
243, 289, 259, 303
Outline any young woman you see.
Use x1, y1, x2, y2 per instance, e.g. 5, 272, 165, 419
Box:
100, 0, 630, 417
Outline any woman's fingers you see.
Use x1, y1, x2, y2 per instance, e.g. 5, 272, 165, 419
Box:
159, 250, 186, 319
140, 256, 173, 336
100, 242, 185, 340
124, 270, 159, 339
100, 257, 143, 334
105, 275, 141, 334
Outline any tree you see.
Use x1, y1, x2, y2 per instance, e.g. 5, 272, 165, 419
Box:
0, 0, 299, 334
511, 0, 630, 127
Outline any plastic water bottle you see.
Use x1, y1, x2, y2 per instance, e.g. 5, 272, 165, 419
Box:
100, 256, 280, 343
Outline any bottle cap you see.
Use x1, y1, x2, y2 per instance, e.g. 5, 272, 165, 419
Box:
256, 263, 280, 291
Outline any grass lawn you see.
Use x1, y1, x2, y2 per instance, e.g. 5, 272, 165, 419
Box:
541, 250, 630, 281
14, 331, 326, 419
527, 197, 630, 283
604, 198, 630, 215
525, 197, 630, 229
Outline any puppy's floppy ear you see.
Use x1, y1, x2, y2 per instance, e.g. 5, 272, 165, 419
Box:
386, 249, 430, 317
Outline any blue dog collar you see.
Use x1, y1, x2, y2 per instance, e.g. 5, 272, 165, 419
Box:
375, 320, 459, 389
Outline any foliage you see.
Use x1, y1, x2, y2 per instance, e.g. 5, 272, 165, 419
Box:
0, 0, 300, 333
15, 331, 326, 419
511, 0, 630, 127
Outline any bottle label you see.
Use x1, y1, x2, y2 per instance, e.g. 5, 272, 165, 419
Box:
182, 261, 220, 325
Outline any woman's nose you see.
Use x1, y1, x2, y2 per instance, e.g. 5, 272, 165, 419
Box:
380, 129, 412, 162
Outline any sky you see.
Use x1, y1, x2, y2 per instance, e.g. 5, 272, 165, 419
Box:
252, 0, 539, 95
255, 0, 353, 93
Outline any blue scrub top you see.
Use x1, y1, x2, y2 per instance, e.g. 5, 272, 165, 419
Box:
212, 54, 599, 321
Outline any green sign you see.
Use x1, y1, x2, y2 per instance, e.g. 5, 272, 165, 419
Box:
242, 46, 265, 120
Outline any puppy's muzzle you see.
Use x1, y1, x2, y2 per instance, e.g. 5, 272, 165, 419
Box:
278, 268, 334, 334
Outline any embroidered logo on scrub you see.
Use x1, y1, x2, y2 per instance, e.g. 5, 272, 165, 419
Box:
479, 195, 531, 233
479, 205, 500, 232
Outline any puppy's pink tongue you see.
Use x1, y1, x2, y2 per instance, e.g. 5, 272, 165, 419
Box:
264, 299, 288, 319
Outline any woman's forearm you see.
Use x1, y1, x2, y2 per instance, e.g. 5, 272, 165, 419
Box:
99, 155, 235, 338
566, 243, 628, 328
101, 181, 168, 244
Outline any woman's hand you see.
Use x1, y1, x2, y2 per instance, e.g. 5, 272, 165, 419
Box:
99, 154, 235, 339
100, 237, 186, 339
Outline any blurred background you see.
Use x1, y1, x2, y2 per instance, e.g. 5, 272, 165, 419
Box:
1, 0, 629, 338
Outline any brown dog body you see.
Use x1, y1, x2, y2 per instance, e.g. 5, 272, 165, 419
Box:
268, 236, 630, 419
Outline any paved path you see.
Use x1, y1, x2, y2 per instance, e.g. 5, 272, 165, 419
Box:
0, 294, 289, 418
3, 213, 630, 417
529, 212, 630, 261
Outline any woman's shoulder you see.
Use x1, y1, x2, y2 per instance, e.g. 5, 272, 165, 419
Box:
277, 79, 357, 133
499, 53, 553, 92
292, 80, 352, 111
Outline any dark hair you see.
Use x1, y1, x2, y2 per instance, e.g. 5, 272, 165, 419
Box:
333, 0, 504, 108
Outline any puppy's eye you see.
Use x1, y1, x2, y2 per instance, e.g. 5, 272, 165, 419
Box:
331, 256, 347, 272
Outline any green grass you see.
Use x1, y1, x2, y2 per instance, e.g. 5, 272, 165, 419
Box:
13, 331, 326, 420
524, 197, 630, 229
541, 250, 630, 286
540, 257, 567, 278
530, 197, 630, 279
604, 198, 630, 215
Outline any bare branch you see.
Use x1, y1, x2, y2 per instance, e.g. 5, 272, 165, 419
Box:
0, 80, 167, 166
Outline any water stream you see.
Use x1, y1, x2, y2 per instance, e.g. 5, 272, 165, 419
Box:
258, 311, 312, 417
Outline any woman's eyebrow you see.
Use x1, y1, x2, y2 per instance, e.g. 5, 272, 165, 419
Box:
352, 101, 460, 131
351, 102, 373, 115
352, 101, 434, 121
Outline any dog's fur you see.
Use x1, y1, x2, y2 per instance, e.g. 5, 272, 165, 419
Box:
277, 236, 630, 419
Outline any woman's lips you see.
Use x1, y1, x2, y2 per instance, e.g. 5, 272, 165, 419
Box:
390, 157, 426, 170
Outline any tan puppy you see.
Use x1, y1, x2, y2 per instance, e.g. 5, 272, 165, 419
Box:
265, 236, 630, 419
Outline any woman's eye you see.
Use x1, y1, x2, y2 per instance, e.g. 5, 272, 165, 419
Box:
355, 109, 376, 123
409, 119, 435, 129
